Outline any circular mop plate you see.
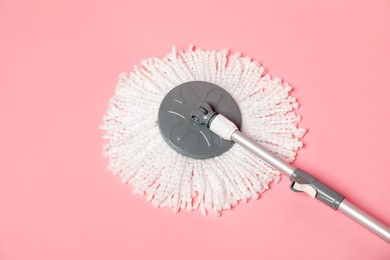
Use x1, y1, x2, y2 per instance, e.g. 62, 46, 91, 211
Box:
158, 81, 242, 159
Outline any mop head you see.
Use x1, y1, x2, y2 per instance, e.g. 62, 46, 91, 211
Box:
101, 46, 306, 215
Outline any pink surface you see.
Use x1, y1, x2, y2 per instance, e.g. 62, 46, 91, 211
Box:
1, 0, 389, 259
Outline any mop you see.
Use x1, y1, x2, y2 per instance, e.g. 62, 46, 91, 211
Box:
101, 46, 390, 243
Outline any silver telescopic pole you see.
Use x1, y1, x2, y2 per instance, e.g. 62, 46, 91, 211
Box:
231, 130, 390, 243
191, 102, 390, 243
338, 199, 390, 242
230, 131, 296, 176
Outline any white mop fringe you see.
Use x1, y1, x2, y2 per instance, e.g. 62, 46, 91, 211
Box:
101, 46, 306, 216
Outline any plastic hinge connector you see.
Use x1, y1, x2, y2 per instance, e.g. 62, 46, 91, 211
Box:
290, 168, 345, 210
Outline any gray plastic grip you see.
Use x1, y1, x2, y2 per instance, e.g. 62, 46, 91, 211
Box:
290, 168, 345, 210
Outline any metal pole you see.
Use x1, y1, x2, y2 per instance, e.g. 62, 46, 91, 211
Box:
338, 199, 390, 242
192, 103, 390, 243
231, 129, 390, 243
231, 131, 296, 177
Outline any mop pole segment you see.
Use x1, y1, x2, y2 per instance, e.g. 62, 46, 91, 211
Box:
191, 102, 390, 243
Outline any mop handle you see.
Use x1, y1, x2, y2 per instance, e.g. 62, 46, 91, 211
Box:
190, 103, 390, 243
230, 129, 390, 243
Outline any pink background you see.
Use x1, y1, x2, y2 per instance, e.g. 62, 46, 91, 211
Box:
1, 0, 389, 259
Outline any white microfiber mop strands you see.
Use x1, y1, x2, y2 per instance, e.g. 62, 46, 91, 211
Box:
101, 46, 306, 216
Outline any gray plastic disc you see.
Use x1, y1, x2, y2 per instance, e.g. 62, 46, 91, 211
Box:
158, 81, 242, 159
